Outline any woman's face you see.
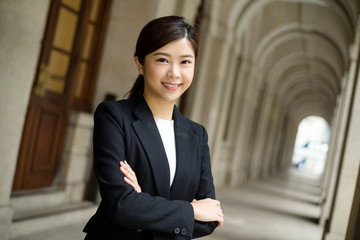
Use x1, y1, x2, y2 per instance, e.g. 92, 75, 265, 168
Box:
136, 38, 195, 105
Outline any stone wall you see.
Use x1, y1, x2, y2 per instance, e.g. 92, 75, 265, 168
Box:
0, 1, 49, 239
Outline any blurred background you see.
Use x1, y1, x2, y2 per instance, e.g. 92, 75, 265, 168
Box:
1, 0, 360, 239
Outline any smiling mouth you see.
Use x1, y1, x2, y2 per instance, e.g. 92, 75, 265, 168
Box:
162, 82, 181, 90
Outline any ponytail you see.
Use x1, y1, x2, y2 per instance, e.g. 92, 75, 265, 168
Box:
126, 75, 144, 99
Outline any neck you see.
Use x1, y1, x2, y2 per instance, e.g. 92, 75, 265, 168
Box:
143, 95, 175, 120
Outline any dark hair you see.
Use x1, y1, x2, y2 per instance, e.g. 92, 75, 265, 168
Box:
126, 16, 199, 99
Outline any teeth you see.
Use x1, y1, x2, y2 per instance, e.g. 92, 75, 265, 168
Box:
163, 83, 179, 88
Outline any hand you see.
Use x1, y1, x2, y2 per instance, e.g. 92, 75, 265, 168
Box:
191, 198, 224, 227
120, 160, 142, 193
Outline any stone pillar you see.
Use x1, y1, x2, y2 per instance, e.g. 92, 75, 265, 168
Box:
174, 0, 201, 22
186, 10, 238, 185
260, 99, 281, 177
324, 19, 360, 240
56, 112, 94, 203
229, 60, 257, 185
0, 1, 48, 239
280, 116, 297, 170
320, 74, 353, 227
266, 102, 284, 175
209, 50, 241, 186
249, 83, 272, 179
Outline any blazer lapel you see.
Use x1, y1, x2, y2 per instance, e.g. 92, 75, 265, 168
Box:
131, 98, 170, 199
170, 107, 197, 200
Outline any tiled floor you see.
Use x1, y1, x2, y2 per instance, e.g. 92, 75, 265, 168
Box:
12, 169, 323, 240
203, 170, 323, 240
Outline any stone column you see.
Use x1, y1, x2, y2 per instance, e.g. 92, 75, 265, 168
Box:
266, 101, 284, 175
0, 1, 48, 239
324, 19, 360, 240
249, 83, 273, 179
174, 0, 201, 22
56, 112, 94, 203
260, 99, 282, 177
210, 49, 241, 186
320, 74, 354, 227
280, 116, 297, 170
228, 59, 255, 185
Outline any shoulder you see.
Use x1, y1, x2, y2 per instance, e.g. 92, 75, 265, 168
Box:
93, 99, 139, 125
95, 99, 137, 116
185, 117, 206, 132
188, 118, 208, 140
174, 108, 208, 140
96, 99, 137, 111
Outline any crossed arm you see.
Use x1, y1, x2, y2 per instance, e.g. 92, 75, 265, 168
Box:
120, 160, 224, 227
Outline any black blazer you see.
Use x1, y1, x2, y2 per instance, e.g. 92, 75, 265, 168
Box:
83, 97, 217, 240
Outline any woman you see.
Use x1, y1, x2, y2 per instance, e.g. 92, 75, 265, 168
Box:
83, 16, 224, 240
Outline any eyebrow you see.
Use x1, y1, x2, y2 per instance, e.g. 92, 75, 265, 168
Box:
153, 52, 194, 58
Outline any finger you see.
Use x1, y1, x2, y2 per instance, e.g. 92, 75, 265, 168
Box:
124, 176, 135, 188
121, 161, 134, 173
218, 219, 223, 227
120, 165, 128, 174
120, 165, 127, 174
119, 161, 124, 170
120, 161, 128, 171
217, 216, 224, 227
122, 166, 139, 187
125, 163, 136, 175
124, 161, 135, 172
120, 166, 133, 180
121, 161, 135, 175
120, 165, 130, 175
125, 176, 141, 193
125, 169, 136, 181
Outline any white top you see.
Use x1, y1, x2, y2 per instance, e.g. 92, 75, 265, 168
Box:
154, 117, 176, 186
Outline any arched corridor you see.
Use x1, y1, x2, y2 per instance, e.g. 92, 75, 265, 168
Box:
1, 0, 360, 240
189, 0, 357, 187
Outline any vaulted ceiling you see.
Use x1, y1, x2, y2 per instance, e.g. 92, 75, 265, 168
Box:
216, 0, 358, 124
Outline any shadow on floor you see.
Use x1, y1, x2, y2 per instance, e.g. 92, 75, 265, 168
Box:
203, 169, 323, 240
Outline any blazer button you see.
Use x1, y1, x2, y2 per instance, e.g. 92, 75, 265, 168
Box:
136, 229, 142, 232
181, 228, 187, 235
174, 227, 180, 234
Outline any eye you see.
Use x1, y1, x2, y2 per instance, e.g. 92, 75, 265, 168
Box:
156, 58, 168, 63
181, 60, 192, 64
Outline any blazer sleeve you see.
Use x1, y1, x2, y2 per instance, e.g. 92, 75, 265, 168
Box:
192, 126, 219, 238
93, 102, 194, 239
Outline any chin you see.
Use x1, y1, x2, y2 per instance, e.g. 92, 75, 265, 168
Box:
163, 95, 180, 103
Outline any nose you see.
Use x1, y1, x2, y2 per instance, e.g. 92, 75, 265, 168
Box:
168, 63, 180, 79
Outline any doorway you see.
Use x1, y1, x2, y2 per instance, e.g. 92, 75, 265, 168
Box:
292, 116, 330, 175
12, 0, 110, 191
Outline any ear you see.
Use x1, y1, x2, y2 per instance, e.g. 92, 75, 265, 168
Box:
134, 57, 144, 75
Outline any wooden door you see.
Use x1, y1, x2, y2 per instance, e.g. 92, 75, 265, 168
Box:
12, 0, 110, 191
